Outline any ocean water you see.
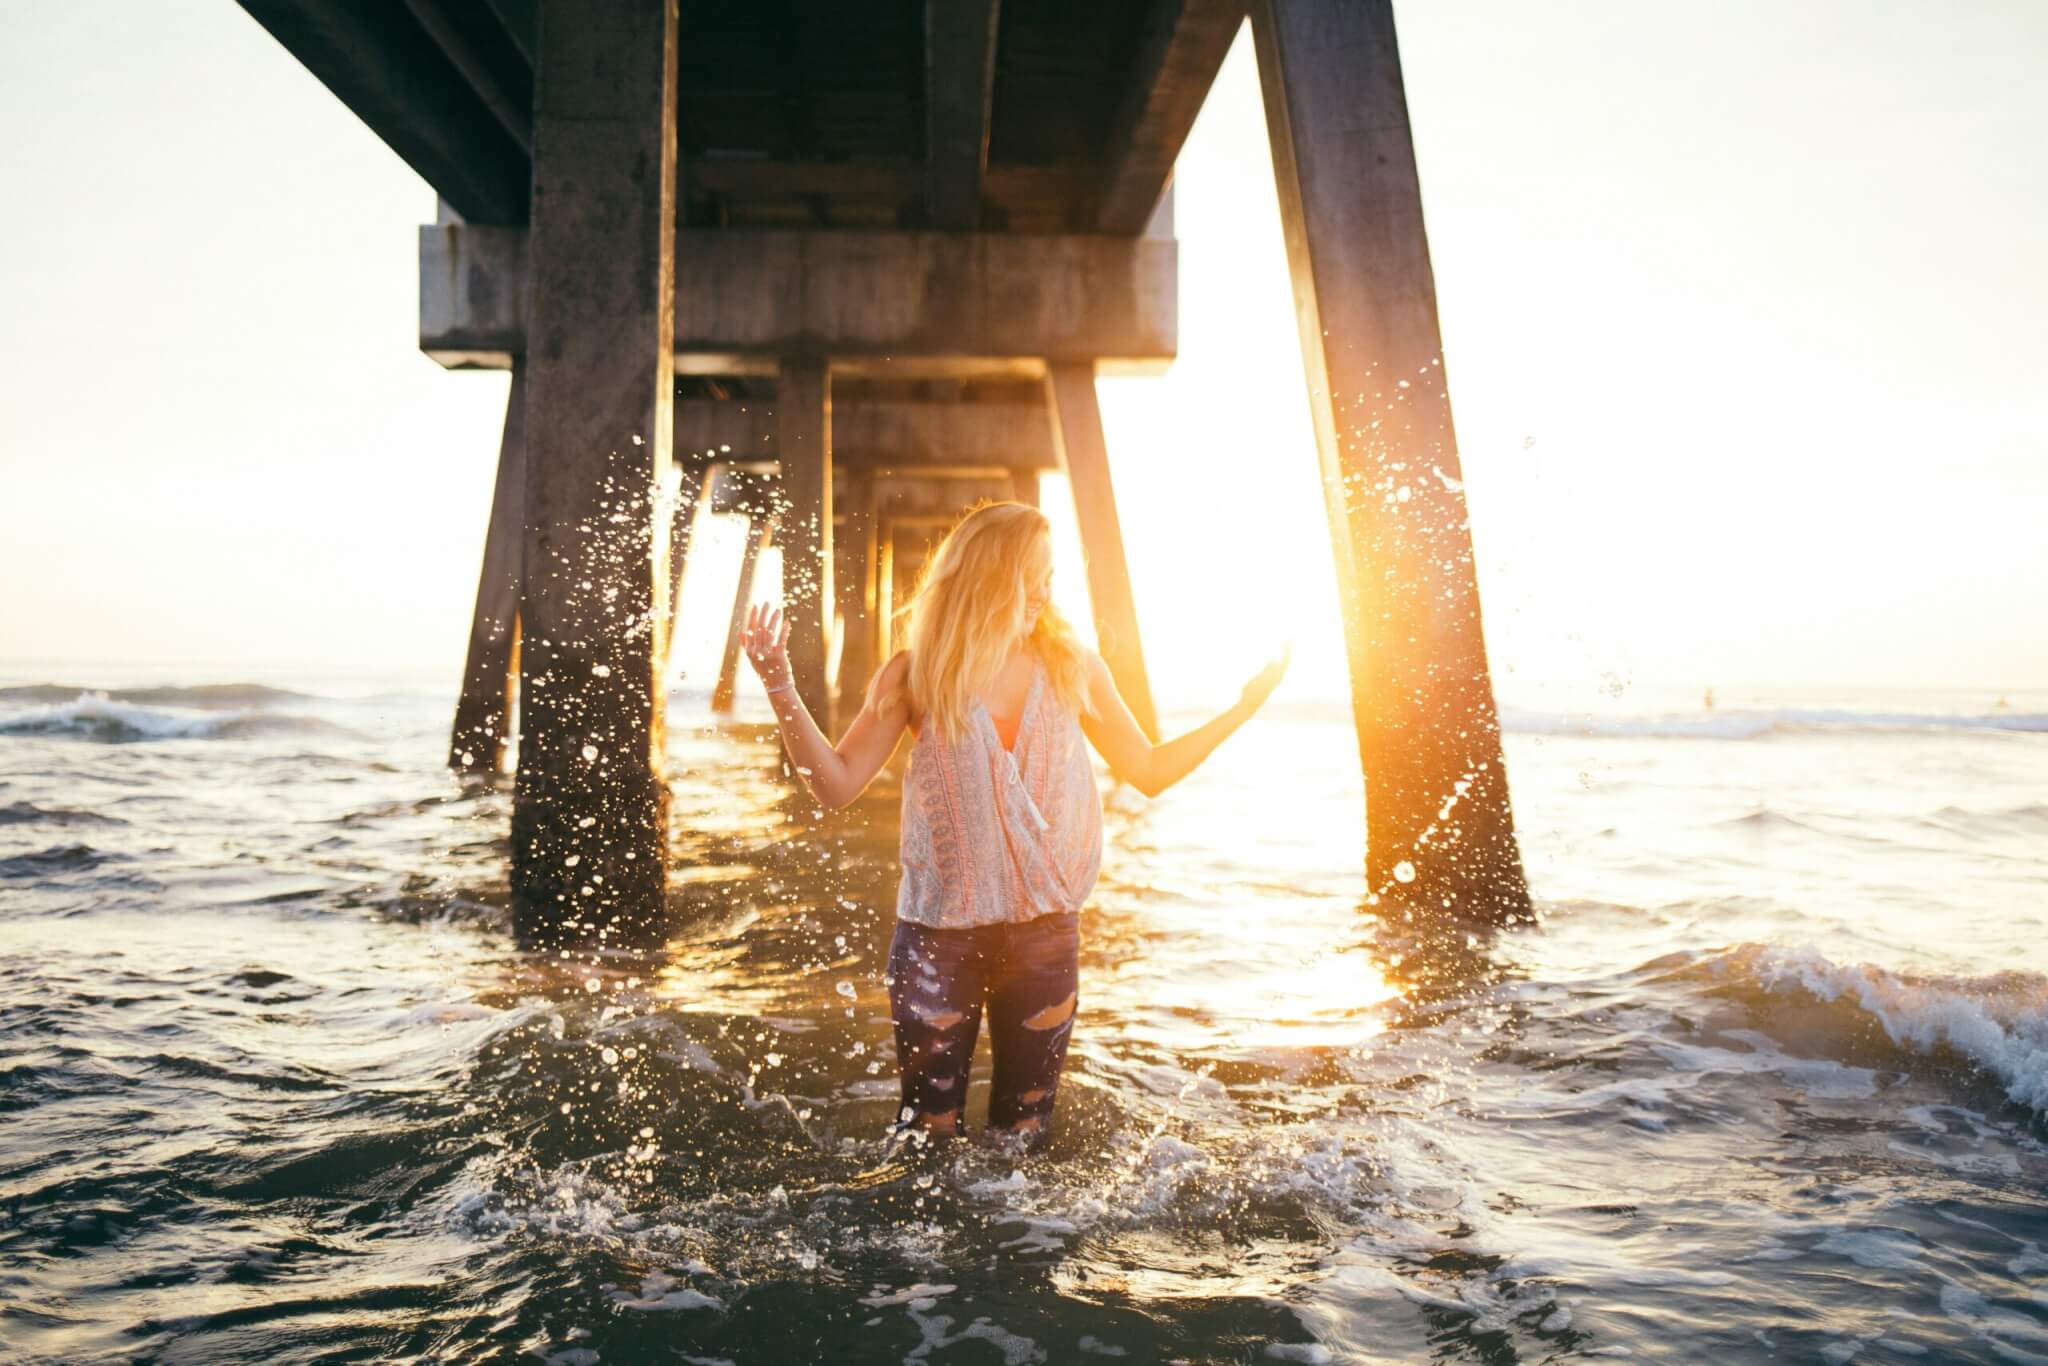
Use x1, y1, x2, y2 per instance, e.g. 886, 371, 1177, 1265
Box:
1, 667, 2044, 1364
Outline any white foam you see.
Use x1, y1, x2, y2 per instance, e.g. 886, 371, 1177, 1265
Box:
610, 1271, 723, 1312
1746, 946, 2048, 1114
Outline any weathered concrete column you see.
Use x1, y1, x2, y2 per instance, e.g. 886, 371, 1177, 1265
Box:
450, 361, 528, 775
834, 465, 877, 725
512, 0, 679, 942
1250, 0, 1530, 919
663, 453, 714, 666
712, 514, 773, 713
1045, 362, 1159, 741
777, 360, 834, 730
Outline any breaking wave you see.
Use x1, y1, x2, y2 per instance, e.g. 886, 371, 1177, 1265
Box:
0, 691, 352, 743
1695, 943, 2048, 1115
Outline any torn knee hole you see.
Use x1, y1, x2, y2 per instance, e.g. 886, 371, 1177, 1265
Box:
929, 1075, 957, 1091
1020, 1087, 1051, 1104
909, 1003, 967, 1029
1023, 993, 1076, 1030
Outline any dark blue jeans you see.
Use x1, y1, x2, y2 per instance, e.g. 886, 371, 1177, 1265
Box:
886, 911, 1080, 1139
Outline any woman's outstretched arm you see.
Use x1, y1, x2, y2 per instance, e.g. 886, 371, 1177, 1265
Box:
1078, 643, 1289, 798
741, 603, 911, 808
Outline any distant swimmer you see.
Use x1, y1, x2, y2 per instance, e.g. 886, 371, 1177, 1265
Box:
1704, 688, 1715, 711
740, 500, 1288, 1155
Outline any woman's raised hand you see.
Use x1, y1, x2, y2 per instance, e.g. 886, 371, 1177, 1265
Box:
1240, 640, 1292, 710
742, 602, 794, 691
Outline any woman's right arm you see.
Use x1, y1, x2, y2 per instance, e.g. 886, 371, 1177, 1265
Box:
743, 603, 911, 808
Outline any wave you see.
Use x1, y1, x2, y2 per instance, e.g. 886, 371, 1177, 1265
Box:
0, 691, 352, 743
0, 682, 314, 709
0, 843, 123, 878
1698, 944, 2048, 1115
0, 800, 125, 827
1500, 706, 2048, 741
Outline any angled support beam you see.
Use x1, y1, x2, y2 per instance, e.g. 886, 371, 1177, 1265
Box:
712, 514, 774, 713
778, 360, 835, 732
1092, 0, 1245, 233
450, 362, 528, 774
1045, 362, 1159, 742
235, 0, 529, 223
664, 453, 715, 670
512, 0, 679, 943
1251, 0, 1529, 919
925, 0, 1001, 229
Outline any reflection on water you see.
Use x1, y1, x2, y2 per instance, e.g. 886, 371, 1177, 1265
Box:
1, 682, 2045, 1362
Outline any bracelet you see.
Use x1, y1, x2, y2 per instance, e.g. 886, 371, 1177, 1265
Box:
764, 681, 796, 697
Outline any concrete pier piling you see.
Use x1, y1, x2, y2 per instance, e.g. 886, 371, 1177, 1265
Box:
509, 0, 679, 942
1252, 0, 1531, 919
246, 0, 1532, 934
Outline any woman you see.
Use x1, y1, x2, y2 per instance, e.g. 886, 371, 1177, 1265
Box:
741, 501, 1287, 1151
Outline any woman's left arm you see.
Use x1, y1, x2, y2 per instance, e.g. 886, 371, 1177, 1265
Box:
1078, 644, 1288, 798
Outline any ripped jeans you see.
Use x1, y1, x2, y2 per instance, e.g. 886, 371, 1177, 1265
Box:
885, 911, 1080, 1140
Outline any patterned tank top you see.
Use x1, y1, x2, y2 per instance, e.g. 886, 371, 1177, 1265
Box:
896, 655, 1105, 929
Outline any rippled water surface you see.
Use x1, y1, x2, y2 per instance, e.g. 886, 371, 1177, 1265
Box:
2, 675, 2044, 1364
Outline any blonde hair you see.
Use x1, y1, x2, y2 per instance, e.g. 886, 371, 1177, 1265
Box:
884, 501, 1093, 744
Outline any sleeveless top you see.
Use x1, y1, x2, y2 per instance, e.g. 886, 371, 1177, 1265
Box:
896, 656, 1105, 929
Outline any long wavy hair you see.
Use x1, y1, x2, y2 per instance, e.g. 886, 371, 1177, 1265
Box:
884, 501, 1093, 744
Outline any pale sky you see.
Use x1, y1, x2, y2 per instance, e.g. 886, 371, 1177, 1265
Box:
2, 1, 2043, 705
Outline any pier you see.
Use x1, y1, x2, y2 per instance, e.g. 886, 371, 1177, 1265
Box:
236, 0, 1531, 938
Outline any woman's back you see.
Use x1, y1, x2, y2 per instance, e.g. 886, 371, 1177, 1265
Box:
896, 652, 1104, 930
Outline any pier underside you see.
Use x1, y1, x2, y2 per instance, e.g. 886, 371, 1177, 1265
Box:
239, 0, 1530, 936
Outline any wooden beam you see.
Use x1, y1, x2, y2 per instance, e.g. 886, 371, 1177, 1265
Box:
777, 359, 835, 731
420, 227, 1178, 370
449, 362, 528, 774
1093, 0, 1244, 233
925, 0, 1001, 228
833, 466, 879, 726
1250, 0, 1529, 919
479, 0, 536, 66
1045, 362, 1159, 741
235, 0, 529, 224
686, 159, 1086, 205
512, 0, 678, 942
673, 397, 1058, 469
399, 0, 533, 151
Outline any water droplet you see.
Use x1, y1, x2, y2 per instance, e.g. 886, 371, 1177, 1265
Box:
836, 980, 856, 1000
592, 663, 611, 678
600, 1047, 619, 1065
581, 744, 599, 762
584, 977, 602, 992
1393, 861, 1416, 883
